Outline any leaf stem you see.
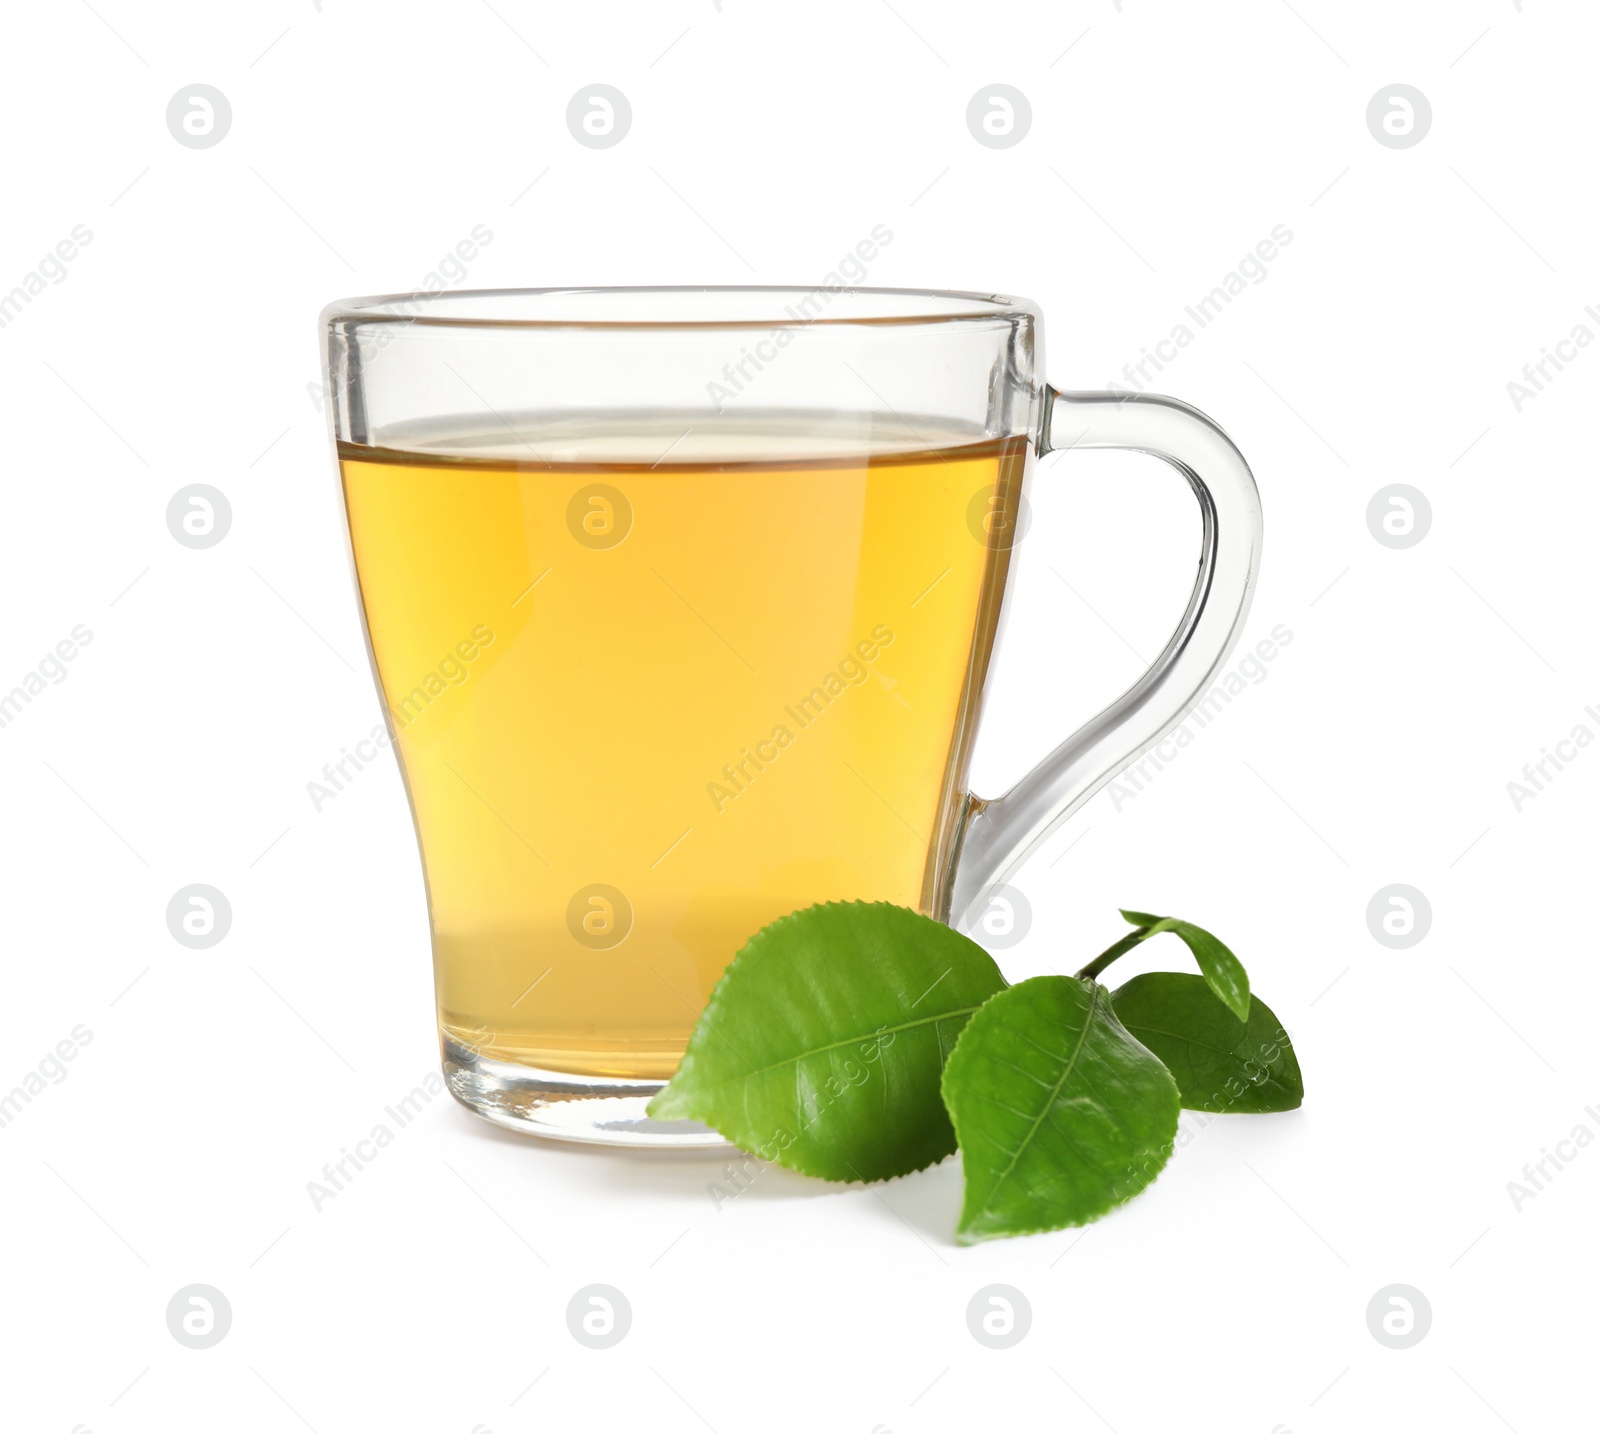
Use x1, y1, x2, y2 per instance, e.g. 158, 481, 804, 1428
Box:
1075, 927, 1150, 981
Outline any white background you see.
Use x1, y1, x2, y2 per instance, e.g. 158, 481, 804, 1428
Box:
2, 1, 1595, 1430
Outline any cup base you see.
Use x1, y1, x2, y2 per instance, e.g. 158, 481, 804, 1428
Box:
441, 1035, 729, 1147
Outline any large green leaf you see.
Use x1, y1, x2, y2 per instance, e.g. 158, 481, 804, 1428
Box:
1111, 972, 1303, 1114
1118, 911, 1250, 1022
647, 902, 1007, 1182
942, 976, 1180, 1243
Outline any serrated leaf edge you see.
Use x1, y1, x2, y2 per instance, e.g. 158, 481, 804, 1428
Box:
650, 901, 1002, 1184
943, 977, 1182, 1244
649, 900, 910, 1119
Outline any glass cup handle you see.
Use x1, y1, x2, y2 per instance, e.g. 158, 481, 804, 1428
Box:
947, 387, 1263, 924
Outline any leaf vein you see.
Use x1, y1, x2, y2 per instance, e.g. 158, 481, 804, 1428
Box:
987, 1056, 1056, 1089
1012, 1030, 1073, 1064
692, 1006, 983, 1090
970, 985, 1103, 1225
977, 1095, 1038, 1120
1123, 1023, 1274, 1064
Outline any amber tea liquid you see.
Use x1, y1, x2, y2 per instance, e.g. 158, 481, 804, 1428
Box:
340, 424, 1025, 1079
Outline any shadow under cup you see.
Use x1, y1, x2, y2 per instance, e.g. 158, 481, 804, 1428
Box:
326, 287, 1040, 1144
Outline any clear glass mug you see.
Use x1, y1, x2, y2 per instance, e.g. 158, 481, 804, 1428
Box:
322, 287, 1261, 1146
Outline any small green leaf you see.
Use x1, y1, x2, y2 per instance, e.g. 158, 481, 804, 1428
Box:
1110, 972, 1303, 1114
648, 902, 1006, 1182
942, 975, 1180, 1243
1111, 912, 1250, 1022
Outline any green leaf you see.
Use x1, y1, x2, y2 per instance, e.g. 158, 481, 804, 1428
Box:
1113, 911, 1251, 1022
942, 975, 1180, 1243
1111, 972, 1303, 1113
647, 902, 1007, 1182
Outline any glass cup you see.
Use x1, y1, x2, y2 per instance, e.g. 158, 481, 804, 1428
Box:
322, 287, 1261, 1146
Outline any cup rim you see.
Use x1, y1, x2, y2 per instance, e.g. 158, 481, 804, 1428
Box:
320, 285, 1041, 331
